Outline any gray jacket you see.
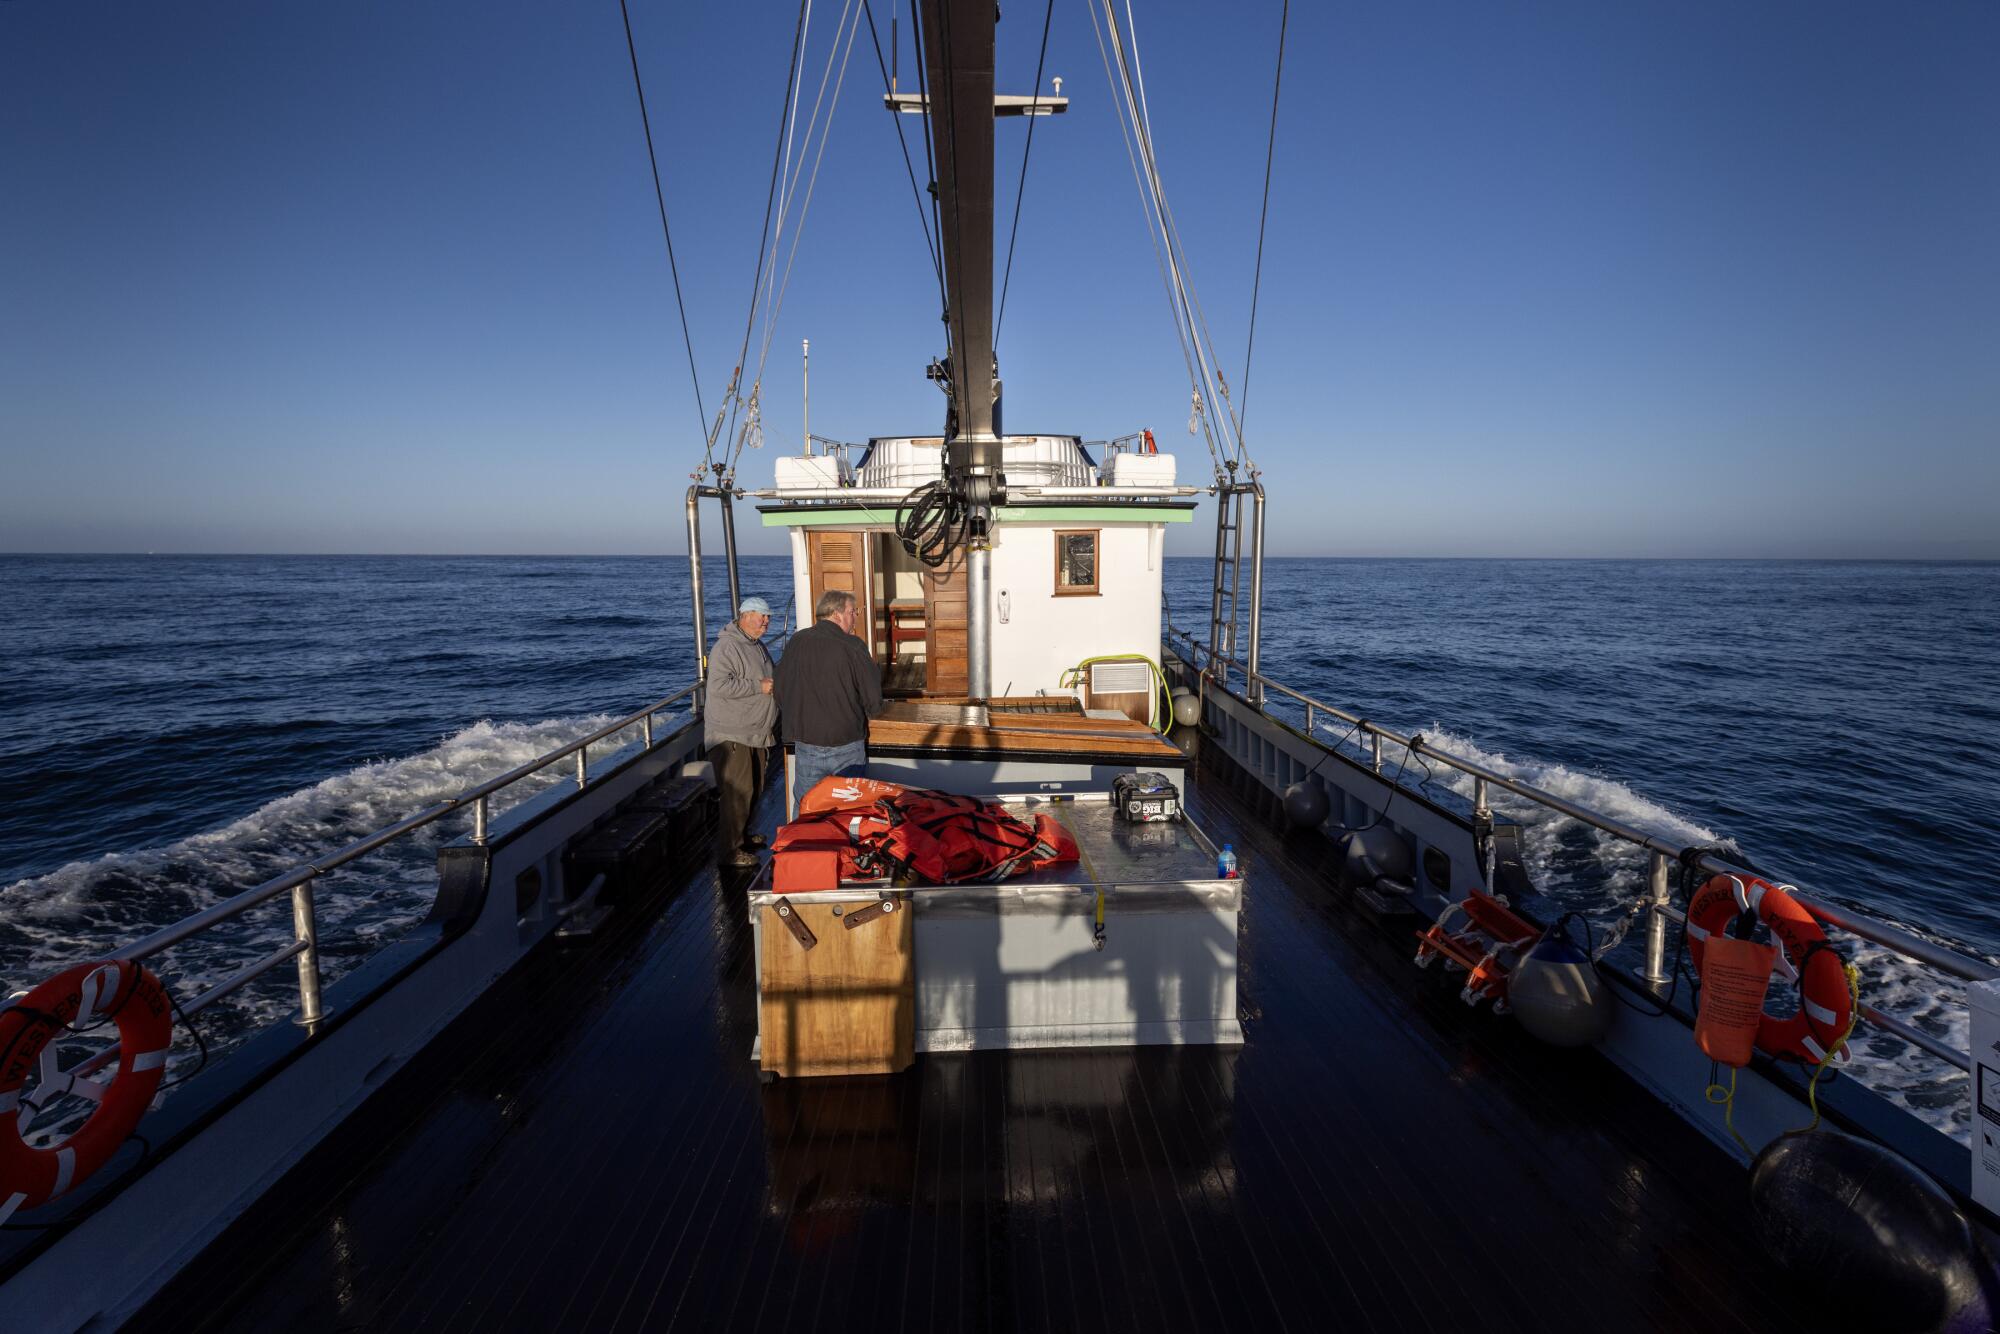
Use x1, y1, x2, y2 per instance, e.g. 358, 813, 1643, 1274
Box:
703, 621, 777, 748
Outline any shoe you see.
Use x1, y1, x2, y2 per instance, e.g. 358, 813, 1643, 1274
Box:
725, 850, 760, 869
742, 834, 769, 849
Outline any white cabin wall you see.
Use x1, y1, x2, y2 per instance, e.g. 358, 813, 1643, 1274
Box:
789, 529, 811, 626
989, 523, 1163, 699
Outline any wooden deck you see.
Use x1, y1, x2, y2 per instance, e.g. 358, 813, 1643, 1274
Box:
142, 750, 1811, 1334
868, 710, 1181, 761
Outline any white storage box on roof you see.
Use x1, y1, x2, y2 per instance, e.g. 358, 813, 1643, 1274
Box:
775, 454, 850, 490
855, 437, 945, 488
999, 435, 1095, 488
1106, 451, 1177, 487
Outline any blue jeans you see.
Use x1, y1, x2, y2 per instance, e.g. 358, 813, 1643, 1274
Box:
792, 740, 867, 817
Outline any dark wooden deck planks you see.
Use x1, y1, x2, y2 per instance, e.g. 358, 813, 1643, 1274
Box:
144, 755, 1820, 1334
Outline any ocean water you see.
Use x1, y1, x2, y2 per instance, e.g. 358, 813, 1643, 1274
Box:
3, 555, 1996, 1137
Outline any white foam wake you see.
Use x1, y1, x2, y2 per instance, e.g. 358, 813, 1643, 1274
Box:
0, 713, 653, 1037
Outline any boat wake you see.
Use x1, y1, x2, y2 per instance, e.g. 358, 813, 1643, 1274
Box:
1339, 724, 1976, 1142
0, 713, 650, 1084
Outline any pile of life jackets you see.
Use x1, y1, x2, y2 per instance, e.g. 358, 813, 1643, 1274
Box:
772, 776, 1079, 893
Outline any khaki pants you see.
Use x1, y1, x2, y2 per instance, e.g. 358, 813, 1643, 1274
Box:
707, 741, 768, 856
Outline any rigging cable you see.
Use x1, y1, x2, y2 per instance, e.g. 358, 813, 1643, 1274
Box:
730, 0, 864, 482
1083, 0, 1224, 481
1095, 1, 1241, 476
910, 0, 952, 359
1237, 0, 1288, 456
716, 0, 812, 473
1128, 0, 1248, 474
615, 0, 710, 448
994, 0, 1055, 348
764, 0, 816, 368
861, 0, 947, 315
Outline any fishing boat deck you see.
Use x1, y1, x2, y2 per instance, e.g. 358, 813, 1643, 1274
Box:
147, 755, 1808, 1334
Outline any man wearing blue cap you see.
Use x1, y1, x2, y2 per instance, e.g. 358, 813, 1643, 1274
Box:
704, 596, 776, 868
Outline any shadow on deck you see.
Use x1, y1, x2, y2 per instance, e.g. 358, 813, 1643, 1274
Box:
143, 759, 1806, 1334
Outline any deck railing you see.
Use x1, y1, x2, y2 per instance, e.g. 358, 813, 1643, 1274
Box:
1165, 623, 1992, 1073
44, 681, 704, 1087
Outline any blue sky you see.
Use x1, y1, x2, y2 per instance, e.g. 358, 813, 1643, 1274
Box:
3, 1, 1995, 557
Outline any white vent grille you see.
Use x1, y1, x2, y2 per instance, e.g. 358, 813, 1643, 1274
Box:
1090, 662, 1153, 695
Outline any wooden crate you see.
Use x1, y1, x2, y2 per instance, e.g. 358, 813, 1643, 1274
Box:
758, 896, 914, 1078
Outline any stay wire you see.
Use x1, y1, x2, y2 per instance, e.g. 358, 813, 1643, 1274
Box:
1085, 0, 1221, 479
764, 0, 816, 365
738, 0, 864, 476
1238, 0, 1287, 451
616, 0, 709, 447
721, 0, 812, 471
994, 0, 1055, 348
861, 0, 946, 309
1117, 0, 1239, 468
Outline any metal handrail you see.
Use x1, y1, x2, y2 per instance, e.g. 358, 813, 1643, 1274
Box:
1165, 622, 1995, 1070
102, 680, 702, 1030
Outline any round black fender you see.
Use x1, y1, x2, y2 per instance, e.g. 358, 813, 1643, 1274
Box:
1281, 780, 1328, 829
1750, 1129, 1996, 1334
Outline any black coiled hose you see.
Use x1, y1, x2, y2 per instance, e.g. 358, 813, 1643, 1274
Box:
895, 479, 968, 568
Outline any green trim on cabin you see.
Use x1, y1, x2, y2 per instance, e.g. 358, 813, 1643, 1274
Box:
758, 505, 1193, 528
1000, 506, 1192, 524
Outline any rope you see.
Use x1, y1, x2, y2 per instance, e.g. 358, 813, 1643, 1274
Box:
1705, 1066, 1754, 1156
994, 0, 1055, 348
1238, 0, 1287, 454
1800, 961, 1863, 1134
616, 0, 709, 443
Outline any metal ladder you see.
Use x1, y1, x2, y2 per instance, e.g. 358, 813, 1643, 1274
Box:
1207, 482, 1246, 686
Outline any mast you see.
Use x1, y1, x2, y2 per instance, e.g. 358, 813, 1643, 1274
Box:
907, 1, 1064, 700
919, 0, 1000, 461
919, 0, 999, 699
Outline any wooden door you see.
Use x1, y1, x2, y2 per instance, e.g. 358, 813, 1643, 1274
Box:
806, 531, 872, 650
922, 553, 968, 696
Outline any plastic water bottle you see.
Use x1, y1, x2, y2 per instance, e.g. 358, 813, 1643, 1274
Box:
1218, 844, 1239, 879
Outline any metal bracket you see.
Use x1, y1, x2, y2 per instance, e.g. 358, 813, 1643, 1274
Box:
773, 900, 818, 951
841, 899, 899, 931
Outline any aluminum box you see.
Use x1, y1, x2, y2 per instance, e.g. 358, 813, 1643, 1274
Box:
747, 795, 1241, 1068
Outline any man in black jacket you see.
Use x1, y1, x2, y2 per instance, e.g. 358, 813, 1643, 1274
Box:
773, 589, 883, 814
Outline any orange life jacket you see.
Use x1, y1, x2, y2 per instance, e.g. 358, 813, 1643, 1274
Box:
774, 777, 1079, 890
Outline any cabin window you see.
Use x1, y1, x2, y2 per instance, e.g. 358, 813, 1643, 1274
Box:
1054, 530, 1099, 596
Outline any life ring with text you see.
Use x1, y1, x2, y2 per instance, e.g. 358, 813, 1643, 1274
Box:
1686, 875, 1852, 1065
0, 960, 172, 1211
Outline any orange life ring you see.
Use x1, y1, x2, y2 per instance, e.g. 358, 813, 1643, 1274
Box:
0, 960, 173, 1212
1685, 875, 1852, 1066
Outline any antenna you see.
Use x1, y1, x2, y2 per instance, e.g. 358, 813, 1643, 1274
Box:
802, 338, 811, 456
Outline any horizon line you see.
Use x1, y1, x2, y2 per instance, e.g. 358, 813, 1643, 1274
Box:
5, 551, 1997, 563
